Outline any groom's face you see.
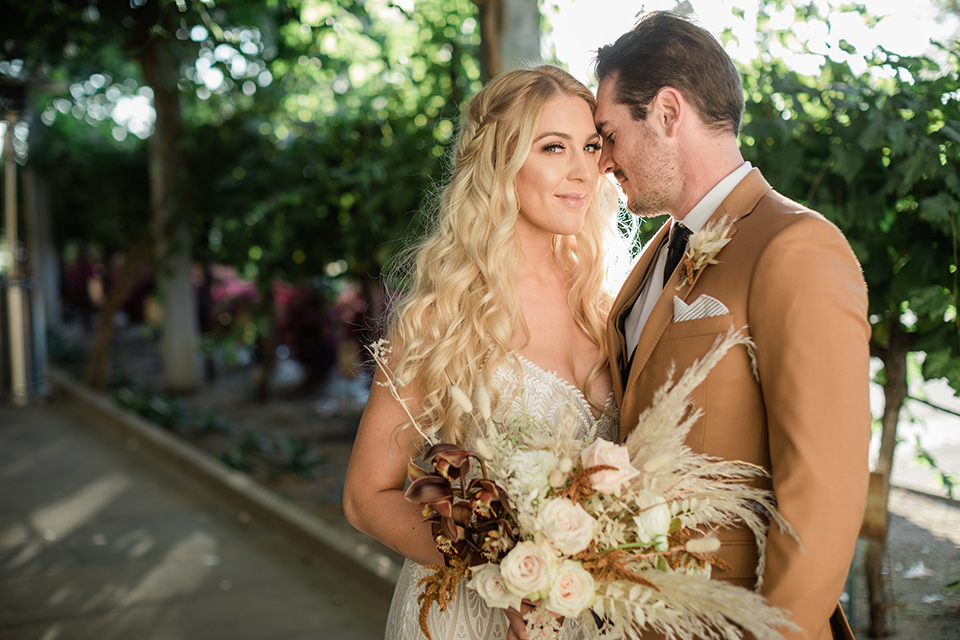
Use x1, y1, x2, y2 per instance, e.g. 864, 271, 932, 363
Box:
595, 75, 678, 218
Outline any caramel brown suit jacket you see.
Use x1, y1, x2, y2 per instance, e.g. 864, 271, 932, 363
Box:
609, 169, 871, 640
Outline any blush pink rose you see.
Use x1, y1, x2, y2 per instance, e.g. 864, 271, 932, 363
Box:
468, 563, 522, 610
580, 439, 640, 495
537, 498, 596, 556
545, 560, 596, 617
500, 541, 557, 599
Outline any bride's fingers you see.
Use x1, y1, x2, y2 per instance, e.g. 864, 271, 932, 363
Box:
504, 606, 528, 640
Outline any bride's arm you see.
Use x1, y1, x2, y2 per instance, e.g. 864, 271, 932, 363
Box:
343, 369, 444, 567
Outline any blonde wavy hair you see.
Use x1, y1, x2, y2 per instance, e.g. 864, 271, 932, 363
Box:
386, 64, 623, 446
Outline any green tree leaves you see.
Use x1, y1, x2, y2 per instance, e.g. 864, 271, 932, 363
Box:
741, 39, 960, 380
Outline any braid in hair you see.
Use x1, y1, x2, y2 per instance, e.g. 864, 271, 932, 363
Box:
385, 65, 623, 446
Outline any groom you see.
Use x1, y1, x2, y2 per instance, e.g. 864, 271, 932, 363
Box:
595, 11, 871, 640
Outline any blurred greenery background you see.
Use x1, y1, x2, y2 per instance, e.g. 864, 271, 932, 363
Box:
1, 1, 958, 635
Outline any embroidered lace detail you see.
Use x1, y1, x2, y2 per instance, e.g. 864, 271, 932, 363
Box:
509, 356, 618, 441
384, 359, 619, 640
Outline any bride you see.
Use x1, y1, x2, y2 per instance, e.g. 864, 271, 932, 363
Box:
343, 65, 627, 640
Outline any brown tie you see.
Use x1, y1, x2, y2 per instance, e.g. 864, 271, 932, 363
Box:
663, 223, 692, 286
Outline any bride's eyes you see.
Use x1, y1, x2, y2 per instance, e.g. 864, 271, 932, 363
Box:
541, 142, 603, 154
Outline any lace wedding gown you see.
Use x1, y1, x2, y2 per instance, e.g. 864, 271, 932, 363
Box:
385, 356, 619, 640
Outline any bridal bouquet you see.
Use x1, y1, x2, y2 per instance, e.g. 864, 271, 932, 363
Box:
371, 330, 797, 640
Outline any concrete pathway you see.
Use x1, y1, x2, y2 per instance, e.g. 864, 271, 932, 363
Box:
0, 399, 392, 640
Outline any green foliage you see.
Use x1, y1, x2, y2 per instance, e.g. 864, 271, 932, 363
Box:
31, 113, 151, 253
237, 426, 268, 454
46, 328, 88, 365
15, 0, 482, 276
199, 0, 482, 281
115, 385, 192, 433
934, 0, 960, 17
269, 435, 327, 478
194, 405, 233, 435
216, 446, 254, 471
5, 0, 484, 392
912, 434, 957, 498
114, 381, 236, 435
739, 40, 960, 393
110, 378, 326, 477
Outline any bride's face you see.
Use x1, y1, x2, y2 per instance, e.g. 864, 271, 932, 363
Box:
514, 95, 602, 239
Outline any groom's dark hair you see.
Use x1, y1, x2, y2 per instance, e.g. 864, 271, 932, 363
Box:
595, 11, 744, 136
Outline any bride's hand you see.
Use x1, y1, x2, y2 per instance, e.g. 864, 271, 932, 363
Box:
505, 600, 534, 640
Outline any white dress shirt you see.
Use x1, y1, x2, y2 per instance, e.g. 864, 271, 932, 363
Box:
623, 162, 753, 358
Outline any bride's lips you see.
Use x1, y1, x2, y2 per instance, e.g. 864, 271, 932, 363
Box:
556, 193, 587, 207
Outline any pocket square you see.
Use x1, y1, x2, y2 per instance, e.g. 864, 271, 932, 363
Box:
673, 294, 730, 322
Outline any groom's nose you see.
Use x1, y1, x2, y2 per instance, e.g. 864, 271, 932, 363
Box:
599, 144, 616, 175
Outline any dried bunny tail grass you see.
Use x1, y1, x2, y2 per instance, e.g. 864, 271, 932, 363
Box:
625, 327, 751, 466
594, 571, 798, 640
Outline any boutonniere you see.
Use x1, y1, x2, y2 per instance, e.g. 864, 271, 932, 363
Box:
675, 216, 735, 290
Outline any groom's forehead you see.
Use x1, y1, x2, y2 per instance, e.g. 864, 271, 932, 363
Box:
594, 77, 616, 119
595, 78, 630, 130
596, 73, 618, 103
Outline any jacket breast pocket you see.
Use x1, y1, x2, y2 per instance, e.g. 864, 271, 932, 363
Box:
667, 313, 734, 340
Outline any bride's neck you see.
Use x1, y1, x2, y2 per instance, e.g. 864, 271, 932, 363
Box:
515, 228, 568, 283
517, 245, 567, 288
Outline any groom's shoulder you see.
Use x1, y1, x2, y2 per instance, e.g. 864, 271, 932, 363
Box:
724, 188, 858, 273
749, 187, 847, 240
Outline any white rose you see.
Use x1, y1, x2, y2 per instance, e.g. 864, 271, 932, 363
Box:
633, 490, 672, 549
545, 560, 596, 618
468, 563, 522, 610
508, 449, 558, 496
537, 498, 596, 556
500, 541, 557, 599
580, 439, 640, 495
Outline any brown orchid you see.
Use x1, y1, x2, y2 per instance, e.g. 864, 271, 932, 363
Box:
404, 442, 516, 569
405, 474, 454, 517
424, 443, 473, 482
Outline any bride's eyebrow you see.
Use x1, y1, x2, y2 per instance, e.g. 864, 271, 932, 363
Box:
534, 131, 573, 142
534, 131, 602, 142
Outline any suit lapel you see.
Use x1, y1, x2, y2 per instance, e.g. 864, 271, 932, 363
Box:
625, 168, 773, 390
608, 221, 670, 405
626, 268, 677, 390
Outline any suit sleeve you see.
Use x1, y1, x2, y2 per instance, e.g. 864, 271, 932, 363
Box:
748, 216, 871, 639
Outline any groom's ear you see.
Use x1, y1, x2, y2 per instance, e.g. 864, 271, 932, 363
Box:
650, 87, 684, 138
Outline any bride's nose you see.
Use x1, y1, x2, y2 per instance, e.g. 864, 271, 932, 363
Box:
569, 150, 595, 182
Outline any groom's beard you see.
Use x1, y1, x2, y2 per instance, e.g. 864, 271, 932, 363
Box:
624, 184, 671, 218
617, 142, 678, 219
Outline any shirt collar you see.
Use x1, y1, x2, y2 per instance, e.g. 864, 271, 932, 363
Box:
675, 161, 752, 234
